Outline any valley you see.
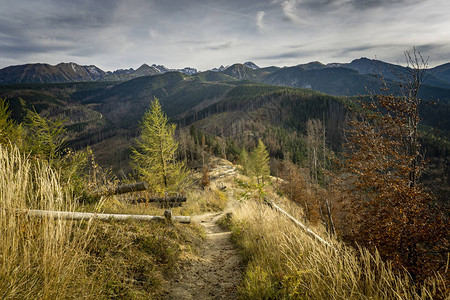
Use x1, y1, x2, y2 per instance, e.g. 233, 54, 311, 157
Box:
1, 59, 448, 199
0, 57, 448, 299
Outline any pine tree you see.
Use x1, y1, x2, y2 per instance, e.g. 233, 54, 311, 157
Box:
131, 98, 188, 196
0, 98, 21, 146
239, 147, 250, 176
24, 109, 66, 161
251, 139, 270, 184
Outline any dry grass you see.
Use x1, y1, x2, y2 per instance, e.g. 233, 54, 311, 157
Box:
175, 187, 228, 216
78, 185, 227, 218
225, 199, 447, 299
84, 218, 204, 298
0, 145, 94, 298
0, 144, 208, 298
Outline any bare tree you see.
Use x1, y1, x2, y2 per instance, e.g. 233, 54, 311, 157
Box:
306, 118, 324, 183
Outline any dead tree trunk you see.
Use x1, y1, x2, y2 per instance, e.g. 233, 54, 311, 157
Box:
25, 209, 191, 223
132, 196, 187, 204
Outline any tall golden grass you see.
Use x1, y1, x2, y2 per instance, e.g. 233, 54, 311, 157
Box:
0, 145, 93, 298
0, 144, 221, 298
228, 200, 447, 299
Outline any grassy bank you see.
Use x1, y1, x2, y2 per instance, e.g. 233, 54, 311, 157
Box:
0, 145, 208, 298
222, 199, 447, 299
84, 219, 204, 298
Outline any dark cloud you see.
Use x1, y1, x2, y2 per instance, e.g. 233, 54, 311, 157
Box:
204, 42, 234, 51
350, 0, 412, 10
0, 41, 72, 57
0, 23, 23, 39
414, 43, 447, 53
294, 0, 344, 11
177, 40, 210, 45
68, 46, 105, 58
0, 0, 448, 69
256, 50, 308, 60
283, 0, 410, 13
45, 14, 111, 29
340, 42, 448, 56
340, 44, 400, 54
285, 44, 307, 50
44, 0, 122, 17
6, 0, 121, 28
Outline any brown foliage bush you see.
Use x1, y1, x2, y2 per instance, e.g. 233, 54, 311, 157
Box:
280, 159, 320, 225
339, 50, 448, 283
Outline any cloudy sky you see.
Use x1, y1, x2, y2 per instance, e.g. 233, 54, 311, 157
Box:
1, 0, 449, 71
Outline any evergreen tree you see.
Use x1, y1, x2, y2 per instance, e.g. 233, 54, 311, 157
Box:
0, 98, 21, 146
251, 139, 270, 184
24, 109, 66, 161
239, 148, 250, 176
131, 98, 188, 195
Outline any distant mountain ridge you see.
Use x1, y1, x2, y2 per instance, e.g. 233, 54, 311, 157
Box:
1, 59, 450, 96
0, 62, 199, 84
217, 59, 450, 98
336, 58, 450, 89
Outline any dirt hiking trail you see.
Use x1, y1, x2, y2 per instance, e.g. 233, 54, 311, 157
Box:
163, 211, 242, 299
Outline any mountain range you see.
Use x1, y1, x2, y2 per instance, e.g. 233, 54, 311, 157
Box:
0, 62, 199, 84
1, 58, 449, 99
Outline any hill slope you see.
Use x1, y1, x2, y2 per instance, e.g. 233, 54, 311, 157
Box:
1, 71, 448, 182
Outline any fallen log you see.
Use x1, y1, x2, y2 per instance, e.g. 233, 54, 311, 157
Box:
92, 182, 149, 197
132, 196, 187, 204
25, 209, 191, 223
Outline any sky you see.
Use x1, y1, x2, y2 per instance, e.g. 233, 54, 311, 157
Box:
0, 0, 449, 71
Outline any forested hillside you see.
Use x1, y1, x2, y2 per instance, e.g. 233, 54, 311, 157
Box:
1, 69, 448, 196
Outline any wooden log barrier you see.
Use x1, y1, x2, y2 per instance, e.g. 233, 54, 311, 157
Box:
263, 198, 334, 249
25, 209, 191, 224
164, 209, 172, 221
132, 196, 187, 204
92, 182, 149, 197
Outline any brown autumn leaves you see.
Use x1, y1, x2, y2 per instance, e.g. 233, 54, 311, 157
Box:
282, 50, 448, 284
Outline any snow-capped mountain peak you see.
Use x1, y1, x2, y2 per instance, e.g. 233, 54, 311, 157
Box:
211, 65, 226, 72
151, 64, 170, 74
243, 61, 259, 69
178, 67, 198, 75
